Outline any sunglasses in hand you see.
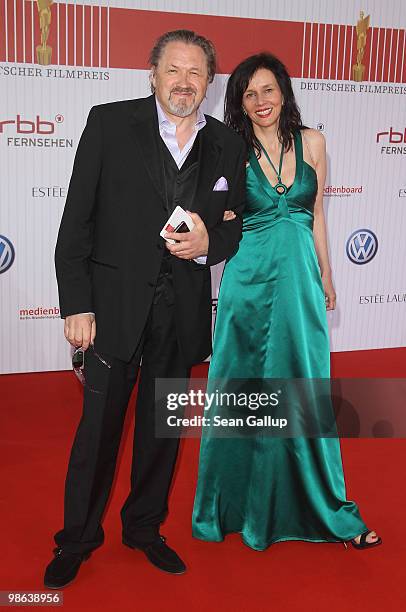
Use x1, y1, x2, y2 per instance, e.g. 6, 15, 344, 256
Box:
72, 345, 111, 386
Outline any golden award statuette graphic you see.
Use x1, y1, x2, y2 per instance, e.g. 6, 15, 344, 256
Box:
36, 0, 54, 65
352, 10, 370, 82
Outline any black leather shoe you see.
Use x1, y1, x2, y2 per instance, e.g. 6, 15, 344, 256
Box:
44, 547, 92, 589
123, 535, 186, 574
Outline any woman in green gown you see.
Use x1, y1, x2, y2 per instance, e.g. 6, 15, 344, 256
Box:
192, 53, 381, 551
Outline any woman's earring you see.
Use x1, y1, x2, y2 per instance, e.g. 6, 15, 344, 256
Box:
242, 107, 247, 116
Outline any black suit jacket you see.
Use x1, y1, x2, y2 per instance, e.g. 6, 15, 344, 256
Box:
55, 95, 246, 365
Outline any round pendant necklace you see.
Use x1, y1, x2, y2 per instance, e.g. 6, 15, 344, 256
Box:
258, 140, 287, 195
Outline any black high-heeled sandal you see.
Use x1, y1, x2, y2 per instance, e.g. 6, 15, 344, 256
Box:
350, 530, 382, 549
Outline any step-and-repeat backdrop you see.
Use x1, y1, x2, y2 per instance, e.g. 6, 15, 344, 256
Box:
0, 0, 405, 373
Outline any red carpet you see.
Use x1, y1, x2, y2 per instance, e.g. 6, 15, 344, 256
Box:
1, 349, 405, 611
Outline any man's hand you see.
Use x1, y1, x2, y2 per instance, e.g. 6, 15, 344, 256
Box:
165, 212, 209, 260
223, 210, 236, 221
64, 313, 96, 349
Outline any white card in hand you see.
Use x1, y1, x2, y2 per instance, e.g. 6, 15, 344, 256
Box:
160, 206, 195, 244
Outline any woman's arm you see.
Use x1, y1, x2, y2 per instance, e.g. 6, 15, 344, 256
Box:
303, 129, 336, 311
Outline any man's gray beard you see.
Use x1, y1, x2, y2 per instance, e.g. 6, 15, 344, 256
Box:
167, 95, 197, 118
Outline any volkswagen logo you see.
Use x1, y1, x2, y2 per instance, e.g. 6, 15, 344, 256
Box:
346, 229, 378, 265
0, 235, 15, 274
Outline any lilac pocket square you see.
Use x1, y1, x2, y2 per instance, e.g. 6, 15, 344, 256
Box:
213, 176, 228, 191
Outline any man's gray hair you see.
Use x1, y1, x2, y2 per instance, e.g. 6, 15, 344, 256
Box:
149, 29, 217, 92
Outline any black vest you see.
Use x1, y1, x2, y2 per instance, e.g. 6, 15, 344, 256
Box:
161, 130, 201, 215
154, 131, 201, 305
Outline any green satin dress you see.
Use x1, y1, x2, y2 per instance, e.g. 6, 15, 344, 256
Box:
192, 130, 367, 550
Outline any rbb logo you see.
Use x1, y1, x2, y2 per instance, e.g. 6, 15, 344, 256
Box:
0, 115, 56, 135
376, 128, 406, 143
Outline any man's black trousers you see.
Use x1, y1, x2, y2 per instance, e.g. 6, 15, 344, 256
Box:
54, 280, 190, 554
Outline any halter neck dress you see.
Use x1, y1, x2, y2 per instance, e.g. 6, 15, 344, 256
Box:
192, 130, 367, 550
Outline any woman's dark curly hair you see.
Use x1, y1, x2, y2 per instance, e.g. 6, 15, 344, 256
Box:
224, 53, 305, 157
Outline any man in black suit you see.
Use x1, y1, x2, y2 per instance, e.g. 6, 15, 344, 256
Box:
45, 29, 245, 588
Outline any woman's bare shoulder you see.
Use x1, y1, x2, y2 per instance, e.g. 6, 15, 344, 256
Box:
301, 127, 325, 147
